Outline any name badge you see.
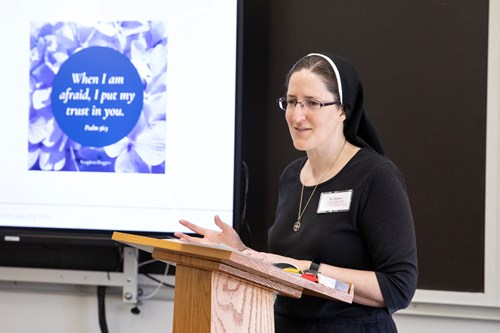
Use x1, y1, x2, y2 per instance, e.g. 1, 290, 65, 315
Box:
317, 190, 353, 213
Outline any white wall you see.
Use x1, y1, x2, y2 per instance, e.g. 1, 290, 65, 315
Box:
0, 280, 174, 333
394, 314, 500, 333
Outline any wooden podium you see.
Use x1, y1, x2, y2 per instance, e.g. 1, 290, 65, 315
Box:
112, 232, 354, 333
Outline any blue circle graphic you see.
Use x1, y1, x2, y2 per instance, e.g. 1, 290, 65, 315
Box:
51, 46, 143, 147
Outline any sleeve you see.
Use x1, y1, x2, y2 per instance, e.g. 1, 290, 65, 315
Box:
358, 162, 418, 314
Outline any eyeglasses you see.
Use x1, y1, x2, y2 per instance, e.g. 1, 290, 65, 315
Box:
277, 97, 340, 111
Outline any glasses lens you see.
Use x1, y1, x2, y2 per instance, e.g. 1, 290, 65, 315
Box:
303, 99, 321, 110
278, 97, 287, 110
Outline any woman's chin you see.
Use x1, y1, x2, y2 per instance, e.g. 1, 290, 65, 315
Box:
292, 141, 309, 151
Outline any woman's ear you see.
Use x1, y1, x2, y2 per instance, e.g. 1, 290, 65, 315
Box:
340, 106, 347, 121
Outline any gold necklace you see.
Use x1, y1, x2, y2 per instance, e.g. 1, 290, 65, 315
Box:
293, 140, 346, 232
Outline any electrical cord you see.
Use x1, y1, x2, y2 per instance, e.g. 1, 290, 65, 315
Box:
129, 263, 172, 315
138, 259, 175, 288
143, 272, 175, 288
138, 258, 157, 268
139, 263, 170, 300
97, 286, 109, 333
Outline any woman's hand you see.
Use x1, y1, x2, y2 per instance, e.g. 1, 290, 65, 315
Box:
242, 250, 311, 272
174, 215, 248, 252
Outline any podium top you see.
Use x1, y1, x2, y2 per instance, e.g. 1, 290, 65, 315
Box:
112, 231, 354, 303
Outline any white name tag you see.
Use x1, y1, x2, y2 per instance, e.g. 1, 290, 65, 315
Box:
317, 190, 353, 213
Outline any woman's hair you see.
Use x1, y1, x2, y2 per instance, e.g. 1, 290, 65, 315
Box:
284, 55, 341, 102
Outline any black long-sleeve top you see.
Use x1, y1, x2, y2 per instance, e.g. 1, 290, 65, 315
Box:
268, 148, 418, 330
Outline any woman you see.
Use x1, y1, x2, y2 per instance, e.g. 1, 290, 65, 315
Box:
175, 53, 418, 332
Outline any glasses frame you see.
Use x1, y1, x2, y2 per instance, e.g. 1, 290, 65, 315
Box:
277, 97, 341, 111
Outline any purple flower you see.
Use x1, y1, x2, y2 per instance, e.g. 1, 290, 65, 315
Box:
103, 120, 166, 173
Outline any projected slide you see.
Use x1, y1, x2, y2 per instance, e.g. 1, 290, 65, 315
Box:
0, 0, 238, 234
30, 21, 165, 173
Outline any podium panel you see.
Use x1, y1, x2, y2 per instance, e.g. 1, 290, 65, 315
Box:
173, 265, 274, 333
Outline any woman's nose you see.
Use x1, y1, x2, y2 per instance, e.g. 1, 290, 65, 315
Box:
289, 104, 307, 122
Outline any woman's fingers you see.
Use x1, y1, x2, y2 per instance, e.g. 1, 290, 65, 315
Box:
179, 219, 207, 235
214, 215, 232, 232
173, 231, 189, 240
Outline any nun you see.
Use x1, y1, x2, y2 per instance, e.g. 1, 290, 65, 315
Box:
176, 53, 418, 333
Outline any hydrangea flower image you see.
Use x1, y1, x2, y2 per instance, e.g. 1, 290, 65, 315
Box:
28, 21, 167, 173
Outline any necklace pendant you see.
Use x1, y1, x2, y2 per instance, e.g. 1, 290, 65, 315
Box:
293, 220, 301, 232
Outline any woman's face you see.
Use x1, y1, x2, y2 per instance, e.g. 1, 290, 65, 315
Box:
285, 69, 345, 153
